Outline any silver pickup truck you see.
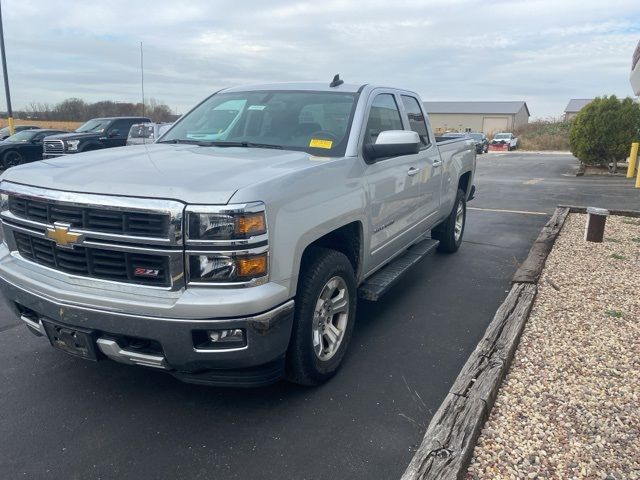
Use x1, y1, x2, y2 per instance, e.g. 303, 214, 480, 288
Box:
0, 80, 475, 386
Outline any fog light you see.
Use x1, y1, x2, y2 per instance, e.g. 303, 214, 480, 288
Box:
208, 329, 243, 343
193, 328, 246, 350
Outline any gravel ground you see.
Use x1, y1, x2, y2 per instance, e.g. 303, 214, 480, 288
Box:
468, 214, 640, 480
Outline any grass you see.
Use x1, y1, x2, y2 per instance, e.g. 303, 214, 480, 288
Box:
631, 237, 640, 243
0, 119, 80, 131
605, 309, 624, 318
622, 218, 640, 225
610, 253, 626, 260
605, 237, 622, 243
513, 119, 571, 151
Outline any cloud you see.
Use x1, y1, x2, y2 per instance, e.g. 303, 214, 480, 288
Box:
1, 0, 639, 117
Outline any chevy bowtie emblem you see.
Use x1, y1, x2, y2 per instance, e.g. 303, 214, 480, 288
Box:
45, 222, 84, 249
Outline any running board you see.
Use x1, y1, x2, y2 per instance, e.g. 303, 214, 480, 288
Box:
358, 238, 439, 301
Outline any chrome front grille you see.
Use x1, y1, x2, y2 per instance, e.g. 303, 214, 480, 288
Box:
14, 231, 170, 287
43, 139, 65, 156
9, 196, 169, 238
0, 182, 185, 290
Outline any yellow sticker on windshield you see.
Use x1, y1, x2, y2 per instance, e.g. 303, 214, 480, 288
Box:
309, 138, 333, 149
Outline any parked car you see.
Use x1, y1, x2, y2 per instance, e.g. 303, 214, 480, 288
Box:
43, 116, 151, 158
126, 122, 173, 145
0, 80, 476, 387
0, 129, 68, 169
489, 132, 518, 151
441, 132, 488, 154
0, 125, 39, 140
468, 132, 489, 154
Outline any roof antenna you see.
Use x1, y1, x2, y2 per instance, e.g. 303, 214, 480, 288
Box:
330, 74, 344, 88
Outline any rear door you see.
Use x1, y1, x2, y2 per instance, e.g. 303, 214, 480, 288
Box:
399, 95, 443, 222
361, 91, 429, 270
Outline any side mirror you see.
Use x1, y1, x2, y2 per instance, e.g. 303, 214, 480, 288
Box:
108, 129, 120, 138
364, 130, 420, 162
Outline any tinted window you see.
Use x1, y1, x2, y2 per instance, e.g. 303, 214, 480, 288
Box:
109, 120, 133, 136
401, 95, 429, 144
364, 94, 403, 145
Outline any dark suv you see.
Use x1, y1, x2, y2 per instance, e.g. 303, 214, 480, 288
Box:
43, 117, 150, 158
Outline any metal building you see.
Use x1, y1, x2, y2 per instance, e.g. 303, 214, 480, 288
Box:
422, 101, 529, 135
564, 99, 593, 121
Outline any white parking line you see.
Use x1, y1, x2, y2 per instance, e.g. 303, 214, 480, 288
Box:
468, 207, 548, 216
523, 178, 544, 185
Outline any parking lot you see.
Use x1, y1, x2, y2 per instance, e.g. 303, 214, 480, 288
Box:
0, 152, 638, 480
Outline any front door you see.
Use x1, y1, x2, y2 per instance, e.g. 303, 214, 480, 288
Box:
362, 92, 429, 270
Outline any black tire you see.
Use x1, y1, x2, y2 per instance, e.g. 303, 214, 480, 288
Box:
431, 189, 466, 253
3, 150, 23, 169
286, 247, 357, 386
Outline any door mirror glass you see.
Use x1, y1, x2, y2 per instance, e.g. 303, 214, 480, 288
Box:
364, 130, 420, 162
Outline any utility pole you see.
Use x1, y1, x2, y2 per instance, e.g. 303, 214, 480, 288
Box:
140, 41, 145, 117
0, 0, 13, 135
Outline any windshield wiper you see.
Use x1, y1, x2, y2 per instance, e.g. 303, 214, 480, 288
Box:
156, 139, 202, 144
195, 141, 283, 150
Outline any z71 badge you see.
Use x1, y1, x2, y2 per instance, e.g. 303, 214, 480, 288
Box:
133, 267, 160, 278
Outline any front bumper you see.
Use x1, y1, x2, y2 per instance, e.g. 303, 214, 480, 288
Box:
0, 246, 295, 387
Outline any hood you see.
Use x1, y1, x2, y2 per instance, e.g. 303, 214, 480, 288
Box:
45, 132, 102, 141
1, 143, 334, 204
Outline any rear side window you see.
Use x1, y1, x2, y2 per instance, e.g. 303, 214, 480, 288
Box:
364, 94, 403, 145
401, 95, 429, 145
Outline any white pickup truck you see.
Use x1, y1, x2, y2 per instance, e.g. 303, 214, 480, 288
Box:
0, 79, 476, 386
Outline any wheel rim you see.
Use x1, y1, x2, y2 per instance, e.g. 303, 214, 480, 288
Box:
454, 201, 465, 242
312, 276, 350, 361
5, 152, 21, 167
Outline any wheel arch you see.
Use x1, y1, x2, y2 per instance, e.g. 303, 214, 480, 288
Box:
298, 221, 364, 286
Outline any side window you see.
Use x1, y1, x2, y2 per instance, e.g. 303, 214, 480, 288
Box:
108, 120, 130, 137
401, 95, 429, 145
364, 94, 403, 145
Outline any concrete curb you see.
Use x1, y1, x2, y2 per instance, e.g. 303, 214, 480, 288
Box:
400, 207, 569, 480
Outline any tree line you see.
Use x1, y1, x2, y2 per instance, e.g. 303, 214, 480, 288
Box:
14, 98, 176, 123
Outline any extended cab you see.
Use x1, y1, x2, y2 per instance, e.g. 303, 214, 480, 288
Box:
0, 81, 475, 387
43, 116, 151, 158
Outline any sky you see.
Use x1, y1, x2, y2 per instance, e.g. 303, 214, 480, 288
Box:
2, 0, 640, 119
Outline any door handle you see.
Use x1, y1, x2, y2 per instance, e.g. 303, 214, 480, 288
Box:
407, 167, 420, 176
433, 159, 443, 167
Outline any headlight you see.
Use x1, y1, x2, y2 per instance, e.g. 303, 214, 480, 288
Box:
188, 252, 268, 284
186, 203, 267, 242
66, 140, 80, 151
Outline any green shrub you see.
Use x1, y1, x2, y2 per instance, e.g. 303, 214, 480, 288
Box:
569, 95, 640, 172
513, 120, 571, 150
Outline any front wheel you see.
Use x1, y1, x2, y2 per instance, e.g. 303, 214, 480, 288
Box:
3, 150, 23, 169
431, 188, 466, 253
286, 248, 357, 385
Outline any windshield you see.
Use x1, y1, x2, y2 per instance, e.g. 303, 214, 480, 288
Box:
4, 130, 38, 143
161, 90, 358, 156
76, 119, 111, 133
468, 133, 483, 141
493, 133, 510, 139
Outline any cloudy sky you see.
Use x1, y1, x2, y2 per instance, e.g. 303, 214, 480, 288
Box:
2, 0, 640, 118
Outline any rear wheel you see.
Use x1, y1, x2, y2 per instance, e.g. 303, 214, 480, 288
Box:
286, 248, 356, 385
3, 150, 23, 169
431, 188, 466, 253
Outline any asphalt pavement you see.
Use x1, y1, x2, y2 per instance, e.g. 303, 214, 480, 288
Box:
0, 152, 638, 480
